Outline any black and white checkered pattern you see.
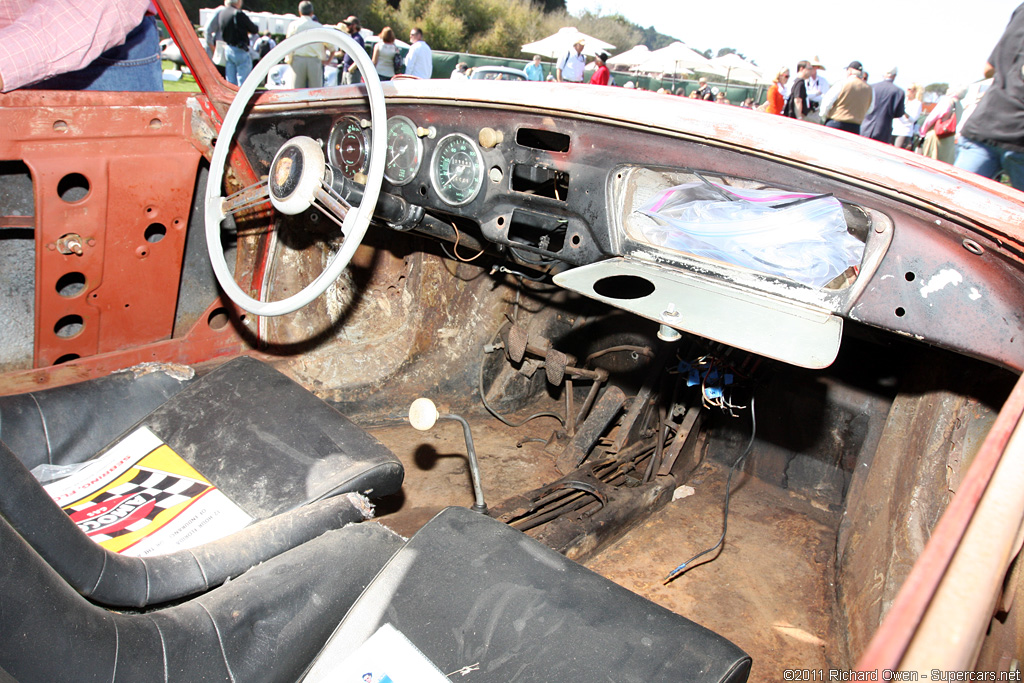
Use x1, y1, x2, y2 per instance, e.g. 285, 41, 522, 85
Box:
66, 467, 210, 541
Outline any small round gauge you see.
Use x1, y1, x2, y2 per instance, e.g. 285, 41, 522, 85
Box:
430, 133, 485, 207
327, 116, 370, 178
384, 115, 423, 186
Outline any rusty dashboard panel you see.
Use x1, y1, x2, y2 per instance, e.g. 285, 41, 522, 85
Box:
240, 95, 1024, 370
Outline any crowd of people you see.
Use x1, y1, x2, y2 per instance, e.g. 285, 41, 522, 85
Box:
755, 45, 1022, 190
203, 0, 433, 88
0, 0, 1020, 190
528, 6, 1021, 192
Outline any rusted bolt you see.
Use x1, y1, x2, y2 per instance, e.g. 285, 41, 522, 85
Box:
56, 233, 84, 255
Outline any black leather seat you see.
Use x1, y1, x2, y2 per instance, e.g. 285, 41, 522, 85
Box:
306, 507, 752, 683
0, 355, 404, 608
0, 360, 750, 682
1, 356, 404, 512
0, 512, 405, 683
0, 363, 193, 471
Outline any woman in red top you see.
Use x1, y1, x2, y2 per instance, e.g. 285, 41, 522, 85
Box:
765, 67, 789, 115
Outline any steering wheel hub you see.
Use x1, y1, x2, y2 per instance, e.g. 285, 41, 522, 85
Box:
269, 136, 326, 216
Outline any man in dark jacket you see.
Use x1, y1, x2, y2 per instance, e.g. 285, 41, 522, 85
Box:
955, 3, 1024, 191
216, 0, 259, 85
860, 68, 906, 143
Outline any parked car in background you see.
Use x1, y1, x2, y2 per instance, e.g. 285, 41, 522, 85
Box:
469, 65, 528, 81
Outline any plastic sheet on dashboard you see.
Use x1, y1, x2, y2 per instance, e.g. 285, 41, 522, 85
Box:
637, 182, 865, 288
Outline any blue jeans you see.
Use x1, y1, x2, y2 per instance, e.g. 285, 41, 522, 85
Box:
955, 136, 1024, 191
225, 45, 253, 86
27, 16, 162, 91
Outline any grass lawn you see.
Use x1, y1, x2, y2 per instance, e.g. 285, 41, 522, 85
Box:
162, 60, 201, 92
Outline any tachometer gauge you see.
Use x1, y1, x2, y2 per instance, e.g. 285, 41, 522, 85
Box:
430, 133, 485, 206
327, 116, 370, 178
384, 115, 423, 186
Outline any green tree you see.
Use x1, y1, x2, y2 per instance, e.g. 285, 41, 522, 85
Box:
179, 0, 689, 63
716, 47, 747, 60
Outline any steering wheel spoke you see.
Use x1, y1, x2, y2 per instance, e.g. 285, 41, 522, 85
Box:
204, 28, 386, 318
312, 181, 353, 231
220, 177, 271, 217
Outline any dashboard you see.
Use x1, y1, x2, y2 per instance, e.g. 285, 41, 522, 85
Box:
233, 92, 1024, 372
243, 102, 648, 267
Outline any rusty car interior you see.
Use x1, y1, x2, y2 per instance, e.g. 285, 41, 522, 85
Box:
2, 2, 1024, 681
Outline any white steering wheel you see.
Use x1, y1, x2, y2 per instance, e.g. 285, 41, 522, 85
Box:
204, 28, 387, 317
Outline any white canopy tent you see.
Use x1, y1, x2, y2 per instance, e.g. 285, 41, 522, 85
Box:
707, 53, 767, 85
606, 45, 651, 69
521, 27, 615, 60
634, 42, 726, 79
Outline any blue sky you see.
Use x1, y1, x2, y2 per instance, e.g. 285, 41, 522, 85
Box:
564, 0, 1015, 88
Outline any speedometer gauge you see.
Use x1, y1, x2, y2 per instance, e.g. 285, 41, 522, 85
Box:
430, 133, 485, 206
384, 116, 423, 186
327, 116, 370, 178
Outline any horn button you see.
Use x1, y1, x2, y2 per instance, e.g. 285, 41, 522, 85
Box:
268, 136, 327, 215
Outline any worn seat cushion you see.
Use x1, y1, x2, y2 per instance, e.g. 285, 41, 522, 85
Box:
102, 356, 404, 517
305, 506, 752, 683
0, 514, 406, 683
0, 365, 192, 470
3, 356, 403, 517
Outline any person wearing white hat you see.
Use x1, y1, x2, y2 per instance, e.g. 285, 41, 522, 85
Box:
556, 38, 586, 83
803, 56, 829, 124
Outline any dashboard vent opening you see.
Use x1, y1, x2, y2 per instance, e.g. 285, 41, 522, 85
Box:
511, 164, 569, 201
515, 128, 570, 153
508, 209, 567, 254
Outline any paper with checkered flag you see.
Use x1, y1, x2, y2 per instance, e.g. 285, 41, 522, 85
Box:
45, 426, 252, 556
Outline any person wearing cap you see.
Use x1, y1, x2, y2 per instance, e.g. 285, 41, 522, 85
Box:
955, 4, 1024, 191
819, 61, 874, 134
338, 16, 363, 85
860, 67, 906, 143
556, 38, 586, 83
589, 51, 610, 85
405, 27, 432, 79
803, 57, 829, 123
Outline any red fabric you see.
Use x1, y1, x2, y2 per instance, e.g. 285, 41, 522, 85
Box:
590, 64, 610, 86
934, 110, 958, 138
0, 0, 152, 91
766, 83, 785, 115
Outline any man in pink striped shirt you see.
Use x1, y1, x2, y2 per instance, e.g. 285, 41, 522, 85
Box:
0, 0, 160, 92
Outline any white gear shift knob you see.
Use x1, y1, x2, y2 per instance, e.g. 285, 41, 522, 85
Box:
409, 397, 439, 431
